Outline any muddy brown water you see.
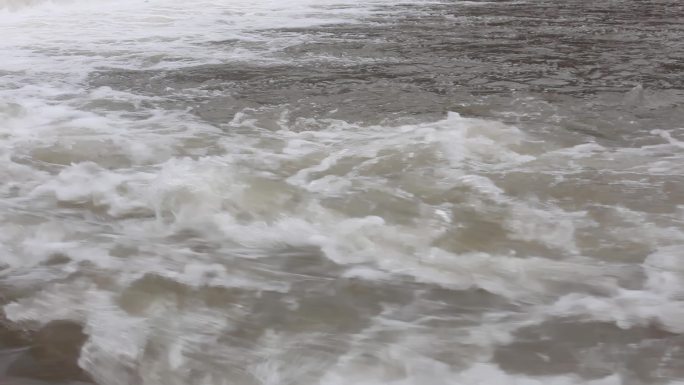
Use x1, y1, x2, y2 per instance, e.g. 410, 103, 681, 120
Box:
1, 0, 683, 384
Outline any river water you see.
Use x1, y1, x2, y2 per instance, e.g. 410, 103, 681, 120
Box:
0, 0, 683, 384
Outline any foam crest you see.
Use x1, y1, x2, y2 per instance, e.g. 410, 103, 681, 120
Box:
548, 245, 684, 334
2, 101, 681, 383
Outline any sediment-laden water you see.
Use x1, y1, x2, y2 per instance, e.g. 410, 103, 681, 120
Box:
1, 0, 683, 384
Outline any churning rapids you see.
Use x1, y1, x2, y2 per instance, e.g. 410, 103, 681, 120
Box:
1, 0, 683, 384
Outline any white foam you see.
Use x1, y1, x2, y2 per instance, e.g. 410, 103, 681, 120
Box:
546, 245, 684, 334
320, 354, 623, 385
2, 79, 680, 385
0, 0, 384, 77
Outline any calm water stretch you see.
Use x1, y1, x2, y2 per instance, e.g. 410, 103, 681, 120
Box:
1, 0, 683, 384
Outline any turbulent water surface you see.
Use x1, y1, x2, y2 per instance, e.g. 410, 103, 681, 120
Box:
1, 0, 684, 384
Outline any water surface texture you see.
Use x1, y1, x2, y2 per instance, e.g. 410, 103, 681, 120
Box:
1, 0, 684, 384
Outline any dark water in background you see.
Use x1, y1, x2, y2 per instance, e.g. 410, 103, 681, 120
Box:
1, 1, 683, 384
